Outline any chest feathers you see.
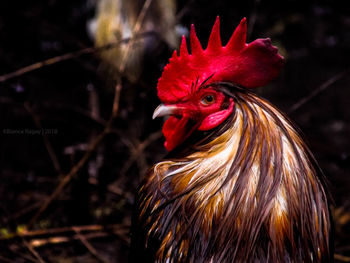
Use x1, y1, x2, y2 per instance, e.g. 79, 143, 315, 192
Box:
135, 91, 332, 263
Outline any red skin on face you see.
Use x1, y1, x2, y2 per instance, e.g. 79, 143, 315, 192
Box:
162, 88, 234, 151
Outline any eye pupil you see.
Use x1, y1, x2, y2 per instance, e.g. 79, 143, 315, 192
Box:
201, 94, 215, 105
206, 95, 213, 102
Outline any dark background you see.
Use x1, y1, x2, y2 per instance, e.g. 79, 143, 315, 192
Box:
0, 0, 349, 262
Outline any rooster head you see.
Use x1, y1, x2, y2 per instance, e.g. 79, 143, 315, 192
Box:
153, 17, 284, 151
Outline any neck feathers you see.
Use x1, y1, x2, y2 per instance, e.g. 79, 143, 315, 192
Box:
135, 91, 332, 263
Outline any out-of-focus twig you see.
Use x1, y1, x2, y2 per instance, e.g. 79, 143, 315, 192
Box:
111, 0, 154, 117
29, 231, 129, 248
107, 130, 162, 200
0, 255, 15, 263
27, 129, 108, 228
0, 224, 128, 241
0, 32, 154, 83
51, 103, 108, 126
120, 131, 162, 176
73, 227, 111, 263
176, 0, 195, 22
27, 0, 154, 229
4, 225, 129, 262
22, 239, 46, 263
88, 176, 133, 200
24, 102, 62, 174
247, 0, 261, 39
0, 97, 108, 126
288, 69, 349, 113
8, 244, 38, 263
335, 253, 350, 262
8, 201, 43, 221
118, 0, 153, 74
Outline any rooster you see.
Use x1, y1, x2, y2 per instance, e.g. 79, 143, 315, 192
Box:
130, 17, 333, 263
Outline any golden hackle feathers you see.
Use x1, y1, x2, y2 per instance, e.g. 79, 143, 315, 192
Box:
134, 89, 332, 262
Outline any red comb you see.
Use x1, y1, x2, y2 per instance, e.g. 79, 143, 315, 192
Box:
157, 17, 284, 103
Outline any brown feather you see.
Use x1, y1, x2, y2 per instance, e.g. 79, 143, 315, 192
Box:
132, 87, 332, 263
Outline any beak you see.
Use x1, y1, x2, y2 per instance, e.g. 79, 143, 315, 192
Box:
152, 104, 181, 119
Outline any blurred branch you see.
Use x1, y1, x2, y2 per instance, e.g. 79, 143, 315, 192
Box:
247, 0, 261, 39
0, 255, 15, 263
120, 131, 162, 177
22, 239, 46, 263
0, 224, 126, 240
27, 0, 154, 229
40, 100, 108, 126
7, 246, 38, 263
73, 227, 111, 263
106, 130, 162, 201
2, 224, 129, 262
176, 0, 195, 22
8, 201, 42, 221
335, 253, 350, 262
118, 0, 153, 74
288, 68, 350, 114
0, 32, 155, 83
111, 0, 154, 117
28, 231, 128, 248
88, 176, 133, 200
24, 102, 62, 174
0, 97, 108, 127
58, 104, 108, 126
27, 129, 107, 228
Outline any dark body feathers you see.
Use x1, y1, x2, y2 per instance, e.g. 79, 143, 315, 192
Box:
130, 88, 333, 263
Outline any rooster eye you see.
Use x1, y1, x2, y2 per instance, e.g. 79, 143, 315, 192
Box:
201, 95, 215, 105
